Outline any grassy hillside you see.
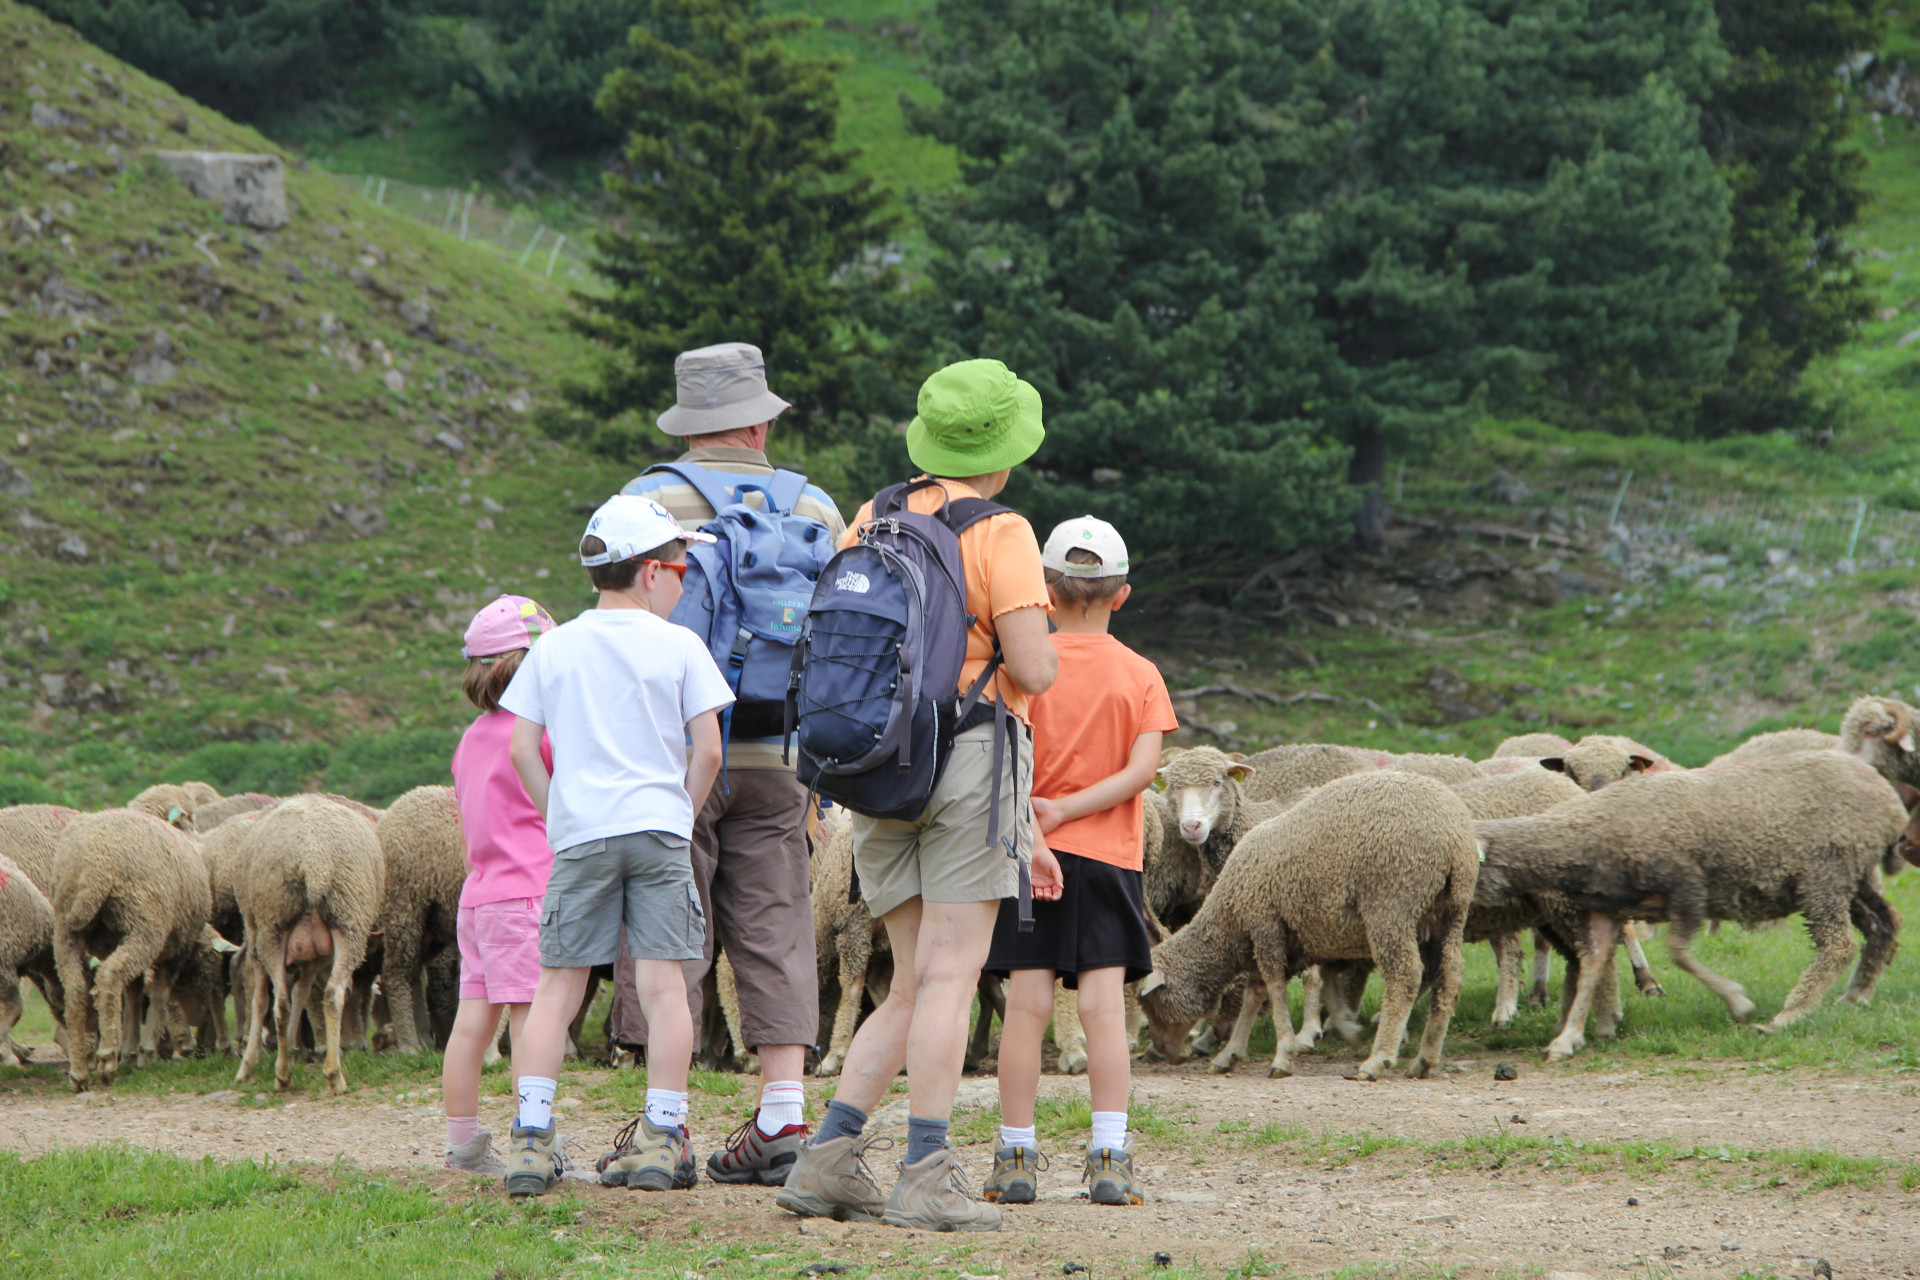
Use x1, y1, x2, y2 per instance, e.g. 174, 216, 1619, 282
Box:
0, 0, 640, 806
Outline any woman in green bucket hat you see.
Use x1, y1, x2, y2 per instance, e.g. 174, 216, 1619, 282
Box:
778, 358, 1063, 1233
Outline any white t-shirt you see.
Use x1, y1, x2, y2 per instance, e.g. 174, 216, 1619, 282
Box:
499, 608, 734, 851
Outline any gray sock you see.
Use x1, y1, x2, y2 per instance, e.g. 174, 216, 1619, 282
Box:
906, 1115, 950, 1165
813, 1099, 868, 1146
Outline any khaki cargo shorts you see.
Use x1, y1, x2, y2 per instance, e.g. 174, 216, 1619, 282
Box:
852, 722, 1033, 919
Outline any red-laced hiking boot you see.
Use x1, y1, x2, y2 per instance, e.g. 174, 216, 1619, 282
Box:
706, 1111, 810, 1186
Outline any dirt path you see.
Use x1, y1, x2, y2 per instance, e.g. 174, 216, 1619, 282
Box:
5, 1047, 1917, 1278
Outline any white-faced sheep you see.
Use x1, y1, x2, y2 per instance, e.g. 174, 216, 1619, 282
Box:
1539, 735, 1670, 792
0, 852, 63, 1066
0, 804, 78, 894
1708, 696, 1916, 775
235, 794, 385, 1094
1474, 751, 1905, 1060
374, 786, 468, 1055
1157, 747, 1292, 873
1140, 771, 1478, 1081
51, 808, 213, 1089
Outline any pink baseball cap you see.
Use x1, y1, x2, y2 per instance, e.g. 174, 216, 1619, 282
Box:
463, 595, 556, 659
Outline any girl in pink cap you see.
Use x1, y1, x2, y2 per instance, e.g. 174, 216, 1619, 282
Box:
442, 594, 558, 1173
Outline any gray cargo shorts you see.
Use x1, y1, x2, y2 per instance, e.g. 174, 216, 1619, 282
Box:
540, 830, 706, 968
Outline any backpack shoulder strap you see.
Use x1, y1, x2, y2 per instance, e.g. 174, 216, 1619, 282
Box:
941, 497, 1013, 538
872, 477, 947, 519
644, 462, 733, 516
765, 469, 810, 517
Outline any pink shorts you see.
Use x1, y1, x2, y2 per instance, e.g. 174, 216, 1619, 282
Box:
457, 898, 543, 1005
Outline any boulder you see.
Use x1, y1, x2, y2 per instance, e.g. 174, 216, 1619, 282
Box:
148, 151, 287, 229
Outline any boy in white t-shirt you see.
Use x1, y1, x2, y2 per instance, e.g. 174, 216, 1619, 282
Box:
498, 495, 735, 1197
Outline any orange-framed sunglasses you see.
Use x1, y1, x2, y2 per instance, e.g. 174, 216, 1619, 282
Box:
644, 559, 687, 581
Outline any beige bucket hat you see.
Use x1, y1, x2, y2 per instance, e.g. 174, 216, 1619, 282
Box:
656, 342, 793, 437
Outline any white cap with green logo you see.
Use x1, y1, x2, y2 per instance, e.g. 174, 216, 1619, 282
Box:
1043, 515, 1130, 578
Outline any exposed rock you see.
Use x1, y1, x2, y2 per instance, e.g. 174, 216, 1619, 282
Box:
29, 101, 83, 129
432, 432, 465, 453
55, 533, 89, 561
130, 357, 178, 386
0, 456, 30, 498
148, 151, 288, 229
398, 298, 437, 338
40, 275, 108, 319
382, 370, 406, 394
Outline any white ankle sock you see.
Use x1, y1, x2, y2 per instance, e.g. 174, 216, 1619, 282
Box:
645, 1088, 688, 1129
757, 1081, 805, 1135
999, 1123, 1038, 1152
516, 1077, 557, 1131
1090, 1111, 1127, 1152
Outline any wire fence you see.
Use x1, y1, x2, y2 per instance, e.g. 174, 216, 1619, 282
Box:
329, 173, 599, 286
1396, 468, 1920, 569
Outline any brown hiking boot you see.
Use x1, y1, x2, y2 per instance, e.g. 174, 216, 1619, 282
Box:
981, 1143, 1045, 1204
706, 1111, 811, 1186
596, 1116, 696, 1191
881, 1147, 1003, 1232
773, 1133, 890, 1222
1083, 1141, 1143, 1205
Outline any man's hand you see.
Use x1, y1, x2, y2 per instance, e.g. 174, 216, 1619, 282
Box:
1031, 795, 1067, 835
1030, 843, 1065, 901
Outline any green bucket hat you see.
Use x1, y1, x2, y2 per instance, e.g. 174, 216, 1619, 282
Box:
905, 359, 1045, 477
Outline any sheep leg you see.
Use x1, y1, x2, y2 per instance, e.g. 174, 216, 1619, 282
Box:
1593, 950, 1623, 1039
715, 954, 759, 1076
1490, 934, 1521, 1028
1295, 966, 1324, 1048
1664, 917, 1755, 1023
55, 925, 95, 1089
279, 965, 318, 1091
321, 948, 356, 1095
965, 973, 1004, 1073
1764, 899, 1859, 1031
1321, 963, 1368, 1047
1620, 921, 1665, 996
381, 933, 423, 1056
237, 944, 273, 1084
1410, 900, 1470, 1079
1545, 914, 1618, 1061
1123, 980, 1145, 1052
91, 937, 160, 1087
1249, 931, 1297, 1078
814, 927, 871, 1078
139, 965, 177, 1067
1358, 928, 1420, 1082
1843, 879, 1901, 1005
1053, 981, 1088, 1075
1212, 978, 1265, 1074
0, 965, 22, 1068
1529, 930, 1552, 1006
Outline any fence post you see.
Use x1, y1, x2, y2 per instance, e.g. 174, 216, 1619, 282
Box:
1607, 469, 1634, 529
519, 225, 546, 267
360, 174, 374, 199
459, 193, 473, 241
1845, 496, 1869, 567
376, 178, 388, 207
545, 235, 566, 278
441, 191, 458, 233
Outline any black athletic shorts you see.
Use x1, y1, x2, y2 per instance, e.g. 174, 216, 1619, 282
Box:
984, 849, 1155, 988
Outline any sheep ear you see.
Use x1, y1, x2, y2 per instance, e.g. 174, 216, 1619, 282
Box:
1895, 783, 1920, 814
208, 935, 240, 955
1539, 757, 1568, 775
1226, 763, 1254, 784
1138, 970, 1166, 997
1627, 755, 1655, 773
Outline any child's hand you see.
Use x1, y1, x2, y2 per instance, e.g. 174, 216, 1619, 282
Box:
1031, 795, 1067, 834
1030, 844, 1065, 901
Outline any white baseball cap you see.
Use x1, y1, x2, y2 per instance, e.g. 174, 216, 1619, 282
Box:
579, 494, 714, 566
1043, 515, 1130, 578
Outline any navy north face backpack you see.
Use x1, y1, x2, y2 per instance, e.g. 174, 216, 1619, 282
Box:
785, 478, 1033, 927
646, 462, 834, 743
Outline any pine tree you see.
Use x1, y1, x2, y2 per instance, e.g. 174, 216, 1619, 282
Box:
430, 0, 655, 146
1695, 0, 1882, 437
561, 0, 901, 457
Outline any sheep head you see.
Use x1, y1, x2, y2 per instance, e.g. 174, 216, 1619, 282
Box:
1156, 746, 1254, 846
1540, 735, 1660, 792
1893, 783, 1920, 868
1135, 968, 1198, 1062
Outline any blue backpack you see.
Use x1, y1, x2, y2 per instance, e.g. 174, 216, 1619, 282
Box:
646, 462, 835, 744
785, 478, 1033, 928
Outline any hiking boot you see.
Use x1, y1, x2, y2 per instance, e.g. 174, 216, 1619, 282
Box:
1083, 1141, 1143, 1206
444, 1129, 504, 1175
706, 1111, 810, 1186
596, 1116, 696, 1191
881, 1147, 1003, 1232
981, 1144, 1045, 1204
773, 1134, 890, 1222
502, 1122, 562, 1198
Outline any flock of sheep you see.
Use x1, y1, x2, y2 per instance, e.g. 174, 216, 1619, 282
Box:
0, 694, 1914, 1095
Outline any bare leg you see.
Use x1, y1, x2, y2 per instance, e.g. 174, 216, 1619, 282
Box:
1211, 978, 1266, 1074
995, 969, 1054, 1129
443, 999, 507, 1129
513, 966, 590, 1086
1076, 968, 1131, 1113
1546, 914, 1618, 1060
827, 900, 922, 1114
1490, 935, 1521, 1028
1051, 981, 1088, 1075
1621, 921, 1665, 996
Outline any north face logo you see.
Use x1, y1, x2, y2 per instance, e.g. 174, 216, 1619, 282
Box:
835, 571, 871, 594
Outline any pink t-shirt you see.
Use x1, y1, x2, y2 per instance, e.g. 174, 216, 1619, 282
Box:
451, 710, 555, 908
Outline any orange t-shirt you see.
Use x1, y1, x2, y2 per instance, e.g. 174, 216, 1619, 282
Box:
841, 479, 1052, 724
1029, 633, 1179, 870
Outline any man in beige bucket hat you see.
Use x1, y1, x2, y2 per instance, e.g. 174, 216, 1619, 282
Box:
614, 342, 846, 1185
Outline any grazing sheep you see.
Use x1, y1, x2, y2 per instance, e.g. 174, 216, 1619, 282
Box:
191, 792, 277, 834
1492, 733, 1574, 759
1140, 771, 1478, 1081
374, 786, 467, 1055
1474, 752, 1905, 1059
234, 795, 385, 1094
1235, 744, 1375, 804
165, 925, 241, 1057
51, 809, 212, 1089
0, 804, 78, 894
0, 852, 63, 1066
1539, 735, 1669, 792
127, 784, 200, 830
1157, 746, 1292, 872
809, 809, 884, 1078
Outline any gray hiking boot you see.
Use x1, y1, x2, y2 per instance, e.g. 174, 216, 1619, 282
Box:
444, 1129, 505, 1175
1083, 1141, 1143, 1206
773, 1134, 890, 1222
981, 1143, 1044, 1204
502, 1122, 562, 1198
882, 1147, 1003, 1232
596, 1115, 696, 1191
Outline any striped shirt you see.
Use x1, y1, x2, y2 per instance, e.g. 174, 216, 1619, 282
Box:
622, 445, 848, 770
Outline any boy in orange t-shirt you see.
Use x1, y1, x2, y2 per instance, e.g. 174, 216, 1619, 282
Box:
982, 517, 1177, 1209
